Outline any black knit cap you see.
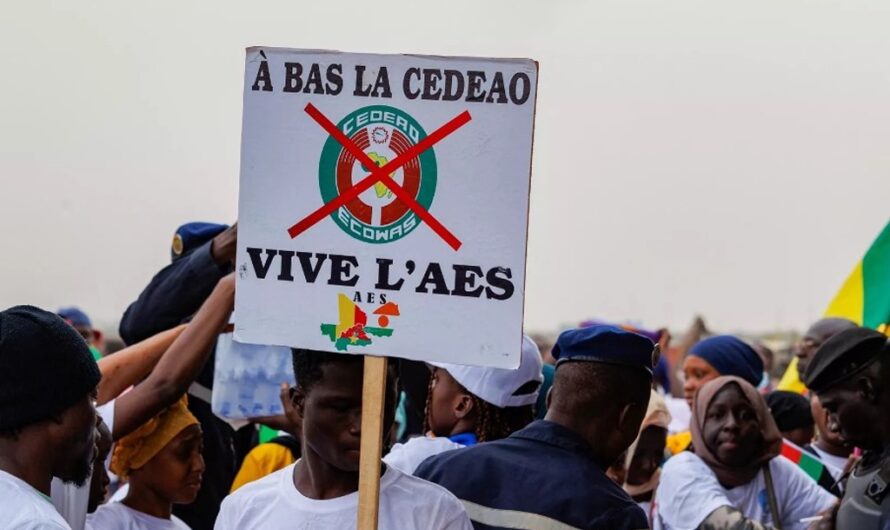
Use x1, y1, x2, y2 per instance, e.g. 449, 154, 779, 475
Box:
765, 390, 813, 432
0, 305, 101, 430
804, 327, 889, 393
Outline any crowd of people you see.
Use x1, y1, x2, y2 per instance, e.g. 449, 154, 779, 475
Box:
1, 221, 888, 530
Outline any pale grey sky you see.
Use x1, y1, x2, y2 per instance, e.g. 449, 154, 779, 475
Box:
1, 0, 888, 334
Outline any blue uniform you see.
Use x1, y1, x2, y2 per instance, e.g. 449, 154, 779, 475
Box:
119, 240, 233, 530
415, 420, 650, 530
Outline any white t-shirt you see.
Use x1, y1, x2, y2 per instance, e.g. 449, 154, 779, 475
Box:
665, 396, 691, 434
383, 436, 466, 474
51, 400, 117, 530
0, 469, 71, 529
215, 462, 472, 530
86, 502, 190, 529
655, 451, 836, 530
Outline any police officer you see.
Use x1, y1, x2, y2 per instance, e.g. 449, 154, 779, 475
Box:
804, 327, 890, 530
119, 221, 235, 530
415, 325, 656, 530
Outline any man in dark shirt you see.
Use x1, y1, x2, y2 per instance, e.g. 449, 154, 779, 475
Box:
416, 325, 656, 530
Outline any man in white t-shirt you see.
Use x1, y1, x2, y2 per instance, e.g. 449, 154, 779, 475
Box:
0, 306, 103, 530
216, 349, 472, 530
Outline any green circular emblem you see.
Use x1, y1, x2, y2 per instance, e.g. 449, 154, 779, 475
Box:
319, 105, 437, 244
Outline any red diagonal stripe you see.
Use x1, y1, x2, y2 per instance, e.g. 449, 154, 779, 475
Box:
287, 104, 470, 250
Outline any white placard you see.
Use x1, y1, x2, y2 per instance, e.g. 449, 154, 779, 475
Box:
235, 47, 537, 368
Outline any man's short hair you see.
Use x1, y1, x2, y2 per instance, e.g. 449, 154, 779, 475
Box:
552, 361, 651, 417
291, 349, 397, 393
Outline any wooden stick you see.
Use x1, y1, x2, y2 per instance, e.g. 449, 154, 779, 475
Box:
357, 355, 387, 530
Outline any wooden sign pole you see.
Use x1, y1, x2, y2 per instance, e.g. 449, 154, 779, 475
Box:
357, 355, 388, 530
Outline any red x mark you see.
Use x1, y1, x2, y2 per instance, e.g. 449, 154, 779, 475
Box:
286, 103, 471, 251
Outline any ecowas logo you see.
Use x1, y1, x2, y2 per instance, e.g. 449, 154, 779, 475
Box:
319, 105, 437, 244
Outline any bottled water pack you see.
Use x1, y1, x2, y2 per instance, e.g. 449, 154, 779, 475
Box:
212, 332, 295, 420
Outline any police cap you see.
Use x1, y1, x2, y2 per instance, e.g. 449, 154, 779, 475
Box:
171, 222, 229, 262
803, 327, 889, 392
552, 325, 657, 375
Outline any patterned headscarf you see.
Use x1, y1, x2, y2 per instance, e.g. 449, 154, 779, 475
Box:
111, 395, 198, 478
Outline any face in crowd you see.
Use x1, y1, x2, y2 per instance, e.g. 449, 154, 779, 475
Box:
54, 392, 99, 488
426, 367, 473, 437
625, 425, 667, 487
795, 318, 856, 377
814, 362, 887, 451
292, 357, 398, 473
129, 424, 206, 505
810, 394, 846, 451
88, 418, 113, 513
703, 383, 762, 467
683, 355, 720, 407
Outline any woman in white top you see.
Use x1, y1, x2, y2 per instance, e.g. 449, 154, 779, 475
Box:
656, 376, 836, 530
87, 397, 203, 530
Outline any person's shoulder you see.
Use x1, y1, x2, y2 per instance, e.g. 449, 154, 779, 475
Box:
225, 463, 293, 505
385, 436, 465, 473
87, 501, 128, 524
660, 451, 713, 490
769, 455, 837, 503
387, 465, 465, 507
386, 467, 471, 528
0, 476, 70, 529
595, 503, 650, 530
172, 514, 191, 529
9, 519, 70, 530
663, 449, 703, 471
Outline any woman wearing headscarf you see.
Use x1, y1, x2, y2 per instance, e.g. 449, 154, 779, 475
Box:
87, 396, 204, 529
655, 376, 836, 530
667, 335, 765, 455
623, 390, 671, 525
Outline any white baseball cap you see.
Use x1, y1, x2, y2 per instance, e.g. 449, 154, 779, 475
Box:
430, 335, 544, 408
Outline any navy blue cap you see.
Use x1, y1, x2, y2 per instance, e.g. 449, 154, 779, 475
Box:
552, 325, 657, 374
688, 335, 763, 387
57, 306, 91, 328
171, 222, 229, 262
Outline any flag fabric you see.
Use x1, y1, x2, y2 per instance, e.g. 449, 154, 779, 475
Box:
824, 220, 890, 331
778, 219, 890, 393
779, 439, 840, 482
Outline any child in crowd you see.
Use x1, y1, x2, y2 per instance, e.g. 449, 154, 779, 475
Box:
384, 335, 542, 473
87, 397, 204, 530
215, 349, 472, 529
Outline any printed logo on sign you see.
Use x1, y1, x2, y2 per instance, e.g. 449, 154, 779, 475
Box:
319, 105, 437, 244
320, 294, 401, 351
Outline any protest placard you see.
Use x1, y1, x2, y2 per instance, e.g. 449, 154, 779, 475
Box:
234, 48, 537, 370
235, 48, 537, 529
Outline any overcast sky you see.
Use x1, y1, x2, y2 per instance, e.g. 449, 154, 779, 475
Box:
2, 0, 888, 335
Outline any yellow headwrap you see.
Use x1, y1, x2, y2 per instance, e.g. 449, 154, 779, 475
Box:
111, 395, 199, 478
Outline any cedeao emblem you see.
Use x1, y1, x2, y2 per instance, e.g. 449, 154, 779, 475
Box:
318, 105, 437, 244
